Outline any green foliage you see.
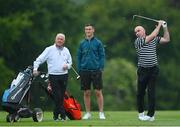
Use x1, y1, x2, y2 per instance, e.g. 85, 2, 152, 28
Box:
103, 58, 136, 110
0, 58, 14, 99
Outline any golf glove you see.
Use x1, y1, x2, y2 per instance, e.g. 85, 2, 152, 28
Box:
162, 21, 167, 28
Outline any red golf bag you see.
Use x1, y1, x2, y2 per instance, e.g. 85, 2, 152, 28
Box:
42, 82, 81, 120
63, 92, 81, 120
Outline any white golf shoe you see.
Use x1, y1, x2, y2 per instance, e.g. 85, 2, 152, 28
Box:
138, 112, 145, 121
82, 112, 91, 120
99, 112, 106, 120
143, 115, 155, 121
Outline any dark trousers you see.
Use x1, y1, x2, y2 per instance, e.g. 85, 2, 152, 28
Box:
49, 74, 68, 119
137, 66, 159, 117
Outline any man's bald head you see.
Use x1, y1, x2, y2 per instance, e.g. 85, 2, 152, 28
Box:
134, 26, 146, 37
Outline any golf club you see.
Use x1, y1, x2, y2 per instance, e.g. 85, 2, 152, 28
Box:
133, 15, 159, 22
71, 66, 80, 80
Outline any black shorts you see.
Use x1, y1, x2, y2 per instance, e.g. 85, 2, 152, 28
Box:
80, 70, 103, 90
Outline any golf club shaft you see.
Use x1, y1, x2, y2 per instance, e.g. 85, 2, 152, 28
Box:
71, 66, 80, 79
133, 15, 159, 22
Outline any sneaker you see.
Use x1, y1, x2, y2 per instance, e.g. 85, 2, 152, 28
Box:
143, 115, 155, 121
82, 112, 91, 120
99, 112, 106, 120
138, 112, 145, 121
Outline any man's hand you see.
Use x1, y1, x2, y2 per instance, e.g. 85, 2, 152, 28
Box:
33, 70, 39, 76
162, 21, 167, 28
63, 64, 68, 70
47, 83, 52, 92
159, 20, 167, 28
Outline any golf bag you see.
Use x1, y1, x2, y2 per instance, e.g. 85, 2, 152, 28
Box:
41, 81, 81, 120
63, 92, 81, 120
1, 66, 43, 122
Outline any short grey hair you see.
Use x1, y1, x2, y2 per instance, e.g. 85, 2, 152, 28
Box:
56, 33, 65, 40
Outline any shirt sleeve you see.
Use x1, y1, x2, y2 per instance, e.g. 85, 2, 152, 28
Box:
98, 41, 105, 70
65, 48, 72, 69
33, 48, 49, 71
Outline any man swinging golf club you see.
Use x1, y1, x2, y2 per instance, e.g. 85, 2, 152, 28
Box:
134, 20, 170, 121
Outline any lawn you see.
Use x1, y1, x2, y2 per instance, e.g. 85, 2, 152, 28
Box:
0, 111, 179, 126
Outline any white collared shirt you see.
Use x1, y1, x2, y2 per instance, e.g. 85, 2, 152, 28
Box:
33, 44, 72, 75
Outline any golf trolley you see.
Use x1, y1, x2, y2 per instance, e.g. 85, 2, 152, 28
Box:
1, 66, 43, 122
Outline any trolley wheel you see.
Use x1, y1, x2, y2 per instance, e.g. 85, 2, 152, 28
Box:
14, 114, 20, 122
6, 114, 14, 123
32, 108, 43, 122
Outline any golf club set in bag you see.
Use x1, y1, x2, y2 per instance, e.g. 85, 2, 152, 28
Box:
1, 65, 81, 122
1, 66, 43, 122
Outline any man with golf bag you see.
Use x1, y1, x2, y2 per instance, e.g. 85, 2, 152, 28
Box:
33, 33, 72, 121
134, 19, 170, 121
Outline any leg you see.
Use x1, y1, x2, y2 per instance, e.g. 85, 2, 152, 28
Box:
80, 71, 91, 113
95, 89, 104, 112
83, 90, 91, 112
80, 71, 92, 119
82, 90, 92, 120
58, 74, 68, 119
137, 67, 148, 113
92, 70, 106, 119
137, 81, 146, 113
49, 75, 61, 120
49, 74, 68, 120
147, 67, 159, 117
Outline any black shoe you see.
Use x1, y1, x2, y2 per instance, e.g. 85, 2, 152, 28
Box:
60, 114, 66, 120
60, 115, 66, 122
60, 118, 66, 122
53, 116, 60, 122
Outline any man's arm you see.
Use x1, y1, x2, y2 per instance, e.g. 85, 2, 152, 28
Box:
33, 48, 48, 75
145, 21, 163, 43
159, 25, 170, 44
98, 41, 105, 70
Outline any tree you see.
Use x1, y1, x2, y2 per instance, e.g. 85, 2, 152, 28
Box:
103, 58, 136, 110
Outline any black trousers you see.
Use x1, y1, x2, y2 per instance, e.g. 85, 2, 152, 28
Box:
137, 66, 159, 117
49, 74, 68, 119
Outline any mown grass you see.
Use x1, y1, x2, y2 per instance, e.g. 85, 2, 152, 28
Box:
0, 111, 180, 126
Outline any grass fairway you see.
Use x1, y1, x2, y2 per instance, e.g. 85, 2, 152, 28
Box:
0, 111, 179, 126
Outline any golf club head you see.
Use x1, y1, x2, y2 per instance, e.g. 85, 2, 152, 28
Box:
76, 75, 80, 80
